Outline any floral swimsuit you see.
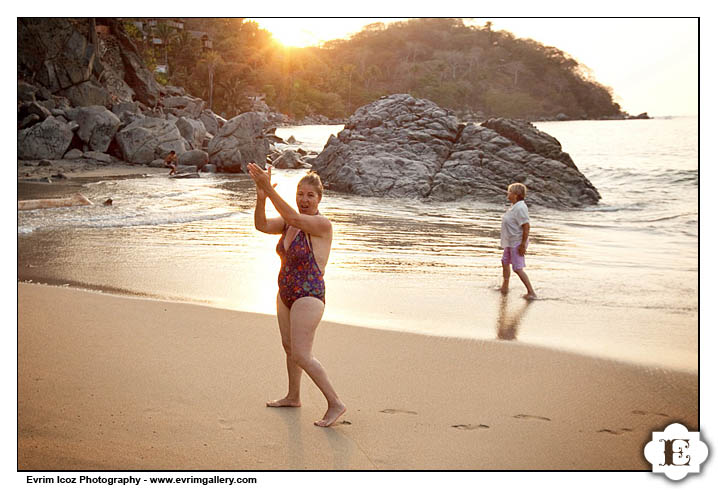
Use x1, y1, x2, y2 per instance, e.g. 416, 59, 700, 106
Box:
276, 226, 326, 309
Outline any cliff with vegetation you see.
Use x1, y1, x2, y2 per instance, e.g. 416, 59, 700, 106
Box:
128, 18, 624, 122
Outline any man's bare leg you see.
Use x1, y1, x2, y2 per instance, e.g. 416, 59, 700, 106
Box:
515, 269, 537, 299
500, 263, 511, 294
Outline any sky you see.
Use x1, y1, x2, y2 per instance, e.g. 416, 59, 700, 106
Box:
251, 17, 698, 117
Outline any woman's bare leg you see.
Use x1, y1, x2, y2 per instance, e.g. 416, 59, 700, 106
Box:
289, 297, 346, 427
266, 294, 302, 407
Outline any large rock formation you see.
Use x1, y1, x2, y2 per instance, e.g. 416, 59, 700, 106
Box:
65, 106, 121, 152
18, 18, 97, 95
18, 116, 74, 160
312, 94, 600, 207
115, 117, 186, 164
175, 117, 208, 150
207, 112, 271, 173
16, 18, 253, 172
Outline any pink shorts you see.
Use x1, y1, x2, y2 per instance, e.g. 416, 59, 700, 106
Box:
501, 245, 526, 271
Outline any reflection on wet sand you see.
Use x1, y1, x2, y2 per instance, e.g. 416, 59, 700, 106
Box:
496, 293, 532, 341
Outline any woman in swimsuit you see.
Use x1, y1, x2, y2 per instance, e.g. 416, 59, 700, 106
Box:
247, 162, 346, 427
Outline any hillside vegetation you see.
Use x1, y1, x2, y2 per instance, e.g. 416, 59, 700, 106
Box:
130, 18, 623, 121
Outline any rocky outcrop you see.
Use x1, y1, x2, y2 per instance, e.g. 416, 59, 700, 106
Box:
178, 149, 209, 169
115, 117, 186, 164
18, 18, 96, 94
312, 94, 600, 207
162, 95, 205, 119
271, 150, 312, 169
207, 112, 271, 173
17, 19, 277, 174
65, 105, 121, 153
175, 117, 208, 150
109, 20, 162, 107
481, 118, 577, 170
18, 116, 74, 160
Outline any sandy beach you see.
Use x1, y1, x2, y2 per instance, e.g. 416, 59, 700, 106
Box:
18, 282, 697, 471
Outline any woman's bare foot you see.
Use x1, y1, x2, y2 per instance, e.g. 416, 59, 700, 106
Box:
314, 403, 347, 427
523, 292, 537, 300
266, 397, 301, 408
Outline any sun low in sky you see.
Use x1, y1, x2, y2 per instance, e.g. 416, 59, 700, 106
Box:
250, 18, 396, 48
250, 17, 697, 117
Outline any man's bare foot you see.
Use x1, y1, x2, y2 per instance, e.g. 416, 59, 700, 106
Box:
314, 403, 347, 427
499, 286, 509, 294
523, 292, 537, 300
266, 397, 301, 408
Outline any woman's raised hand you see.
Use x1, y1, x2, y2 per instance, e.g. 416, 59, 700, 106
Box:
247, 162, 276, 199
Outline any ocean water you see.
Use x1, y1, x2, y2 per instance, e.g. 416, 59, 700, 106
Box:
17, 118, 698, 371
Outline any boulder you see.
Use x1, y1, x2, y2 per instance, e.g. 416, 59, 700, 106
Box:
208, 112, 271, 173
112, 101, 140, 117
178, 149, 209, 169
18, 114, 41, 129
58, 80, 111, 108
312, 94, 600, 208
18, 101, 52, 124
64, 148, 84, 159
83, 151, 113, 163
199, 109, 225, 136
18, 116, 74, 160
162, 95, 205, 119
66, 105, 122, 152
18, 81, 38, 103
175, 117, 207, 150
272, 150, 304, 169
115, 117, 186, 164
162, 85, 186, 97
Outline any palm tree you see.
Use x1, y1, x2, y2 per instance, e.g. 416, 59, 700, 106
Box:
200, 51, 223, 111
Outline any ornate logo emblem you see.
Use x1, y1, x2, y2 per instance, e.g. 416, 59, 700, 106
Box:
644, 423, 709, 481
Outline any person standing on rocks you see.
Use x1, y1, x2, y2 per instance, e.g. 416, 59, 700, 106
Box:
499, 183, 537, 300
247, 162, 347, 427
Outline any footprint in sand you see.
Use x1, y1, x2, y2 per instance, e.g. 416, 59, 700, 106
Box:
218, 418, 234, 431
513, 414, 551, 422
380, 409, 418, 415
598, 428, 633, 436
452, 424, 490, 430
631, 410, 670, 418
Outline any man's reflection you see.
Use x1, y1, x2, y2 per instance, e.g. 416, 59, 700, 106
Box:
496, 293, 531, 341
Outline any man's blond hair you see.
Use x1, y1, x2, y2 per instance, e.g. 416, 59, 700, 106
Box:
507, 182, 527, 199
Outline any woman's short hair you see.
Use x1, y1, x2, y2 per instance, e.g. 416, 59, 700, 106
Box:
507, 182, 527, 199
298, 171, 324, 198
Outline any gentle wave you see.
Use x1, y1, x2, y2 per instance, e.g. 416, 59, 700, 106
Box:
18, 210, 250, 234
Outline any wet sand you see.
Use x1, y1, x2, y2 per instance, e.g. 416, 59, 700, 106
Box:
18, 282, 697, 470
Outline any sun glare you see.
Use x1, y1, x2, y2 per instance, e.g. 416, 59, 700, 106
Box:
253, 19, 323, 48
251, 18, 405, 48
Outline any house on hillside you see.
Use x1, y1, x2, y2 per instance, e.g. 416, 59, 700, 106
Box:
124, 18, 213, 74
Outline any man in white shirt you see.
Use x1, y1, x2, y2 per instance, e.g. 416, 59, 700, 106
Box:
499, 183, 537, 299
